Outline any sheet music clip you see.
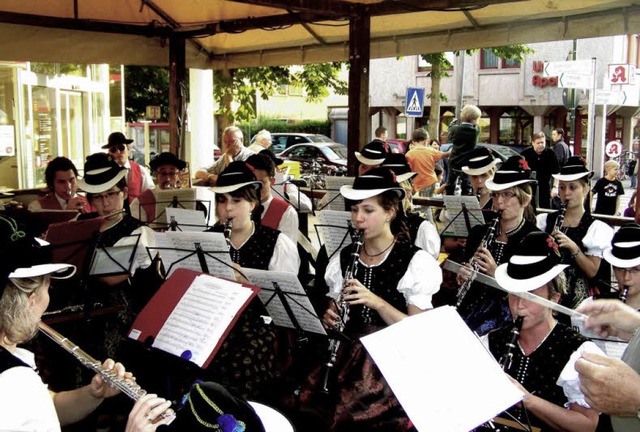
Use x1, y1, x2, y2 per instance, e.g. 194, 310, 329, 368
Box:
194, 242, 209, 273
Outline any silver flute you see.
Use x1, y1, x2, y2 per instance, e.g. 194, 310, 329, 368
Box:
38, 322, 174, 419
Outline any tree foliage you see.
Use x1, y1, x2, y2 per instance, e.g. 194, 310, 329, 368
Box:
124, 66, 170, 122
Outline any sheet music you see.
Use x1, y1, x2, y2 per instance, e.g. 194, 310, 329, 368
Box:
441, 195, 485, 237
322, 176, 354, 211
272, 172, 287, 201
153, 231, 235, 279
361, 306, 523, 432
152, 274, 253, 367
315, 210, 352, 258
571, 315, 628, 359
138, 187, 216, 225
243, 268, 326, 336
90, 244, 137, 276
165, 207, 207, 232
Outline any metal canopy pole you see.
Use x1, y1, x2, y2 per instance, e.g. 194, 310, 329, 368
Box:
169, 36, 186, 158
346, 8, 370, 176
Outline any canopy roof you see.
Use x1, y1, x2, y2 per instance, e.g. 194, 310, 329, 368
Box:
0, 0, 638, 69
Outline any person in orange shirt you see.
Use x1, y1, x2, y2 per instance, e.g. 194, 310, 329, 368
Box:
405, 128, 450, 197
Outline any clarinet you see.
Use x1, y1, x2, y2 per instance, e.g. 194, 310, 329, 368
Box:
456, 210, 502, 307
552, 202, 568, 234
321, 228, 364, 393
499, 316, 524, 372
223, 218, 233, 248
38, 322, 175, 419
619, 285, 629, 303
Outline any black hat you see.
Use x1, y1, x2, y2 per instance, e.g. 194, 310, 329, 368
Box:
210, 161, 262, 194
101, 132, 134, 149
355, 141, 389, 166
166, 381, 291, 432
77, 153, 127, 194
552, 156, 594, 182
246, 153, 276, 176
381, 153, 417, 183
149, 152, 187, 172
259, 149, 284, 166
461, 146, 501, 175
495, 231, 568, 292
340, 167, 405, 201
485, 155, 536, 191
604, 223, 640, 268
0, 216, 75, 296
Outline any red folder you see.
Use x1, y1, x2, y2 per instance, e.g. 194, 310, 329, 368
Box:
128, 268, 260, 368
45, 217, 103, 276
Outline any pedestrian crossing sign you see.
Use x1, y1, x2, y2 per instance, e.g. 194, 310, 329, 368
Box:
405, 87, 425, 117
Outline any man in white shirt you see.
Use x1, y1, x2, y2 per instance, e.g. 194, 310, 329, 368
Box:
195, 126, 255, 185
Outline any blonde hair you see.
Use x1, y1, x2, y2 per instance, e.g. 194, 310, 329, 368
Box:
604, 160, 620, 171
510, 183, 537, 223
0, 275, 49, 345
460, 105, 481, 122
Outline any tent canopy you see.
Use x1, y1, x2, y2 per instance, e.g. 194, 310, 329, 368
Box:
0, 0, 638, 69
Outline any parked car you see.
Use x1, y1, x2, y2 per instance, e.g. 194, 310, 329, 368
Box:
440, 142, 521, 180
386, 138, 410, 154
277, 142, 348, 174
250, 132, 336, 154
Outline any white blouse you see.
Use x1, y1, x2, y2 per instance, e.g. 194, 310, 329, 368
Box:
536, 213, 613, 258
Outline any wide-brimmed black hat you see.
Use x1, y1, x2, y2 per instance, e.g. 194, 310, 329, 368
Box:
381, 153, 417, 183
340, 167, 405, 201
604, 223, 640, 268
355, 140, 389, 166
461, 146, 501, 175
101, 132, 134, 149
77, 153, 127, 194
166, 381, 292, 432
495, 231, 568, 293
485, 155, 536, 191
149, 152, 187, 172
210, 161, 262, 194
552, 156, 594, 182
0, 216, 75, 296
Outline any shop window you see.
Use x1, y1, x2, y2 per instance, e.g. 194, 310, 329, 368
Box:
480, 49, 521, 69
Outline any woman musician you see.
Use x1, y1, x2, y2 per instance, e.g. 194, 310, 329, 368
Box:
462, 146, 502, 213
598, 224, 640, 309
457, 156, 539, 336
318, 167, 441, 431
482, 231, 601, 432
537, 156, 613, 309
0, 216, 172, 431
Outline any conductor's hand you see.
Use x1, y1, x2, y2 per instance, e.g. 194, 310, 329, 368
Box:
575, 350, 640, 416
125, 394, 175, 431
343, 278, 383, 311
576, 299, 640, 341
89, 359, 134, 399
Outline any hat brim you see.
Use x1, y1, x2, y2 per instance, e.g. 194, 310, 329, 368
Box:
462, 159, 501, 175
397, 172, 418, 183
211, 181, 262, 194
9, 263, 76, 280
485, 178, 536, 191
495, 258, 568, 293
101, 140, 133, 149
355, 152, 386, 166
603, 244, 640, 268
552, 172, 594, 182
340, 185, 405, 201
248, 402, 294, 432
78, 169, 127, 194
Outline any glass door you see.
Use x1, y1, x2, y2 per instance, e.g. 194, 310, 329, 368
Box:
60, 91, 84, 169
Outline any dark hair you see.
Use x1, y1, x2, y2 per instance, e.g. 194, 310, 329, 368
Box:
375, 126, 387, 138
434, 164, 443, 176
553, 128, 564, 138
348, 190, 410, 241
246, 153, 276, 178
86, 177, 130, 214
45, 157, 78, 190
531, 131, 546, 141
215, 185, 263, 223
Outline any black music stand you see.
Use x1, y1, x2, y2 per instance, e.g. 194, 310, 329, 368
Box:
439, 195, 486, 238
88, 234, 141, 277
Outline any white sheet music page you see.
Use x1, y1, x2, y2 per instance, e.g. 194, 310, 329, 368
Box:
441, 195, 485, 237
360, 306, 523, 432
316, 210, 352, 259
323, 176, 354, 211
165, 207, 207, 232
152, 274, 252, 367
243, 268, 326, 336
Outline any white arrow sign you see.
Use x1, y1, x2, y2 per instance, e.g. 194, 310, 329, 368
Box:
558, 73, 593, 89
595, 89, 628, 105
544, 60, 593, 77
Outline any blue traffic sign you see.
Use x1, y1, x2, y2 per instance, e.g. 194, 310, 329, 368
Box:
405, 87, 425, 117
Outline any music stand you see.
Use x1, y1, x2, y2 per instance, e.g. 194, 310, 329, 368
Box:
439, 195, 486, 238
89, 234, 141, 277
314, 210, 355, 260
319, 176, 354, 211
133, 188, 215, 229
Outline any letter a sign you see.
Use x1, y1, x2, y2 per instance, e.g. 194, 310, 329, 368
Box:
405, 87, 425, 117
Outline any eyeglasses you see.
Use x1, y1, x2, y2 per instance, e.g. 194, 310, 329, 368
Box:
108, 144, 126, 153
90, 190, 121, 202
613, 266, 640, 275
489, 191, 517, 200
157, 170, 179, 178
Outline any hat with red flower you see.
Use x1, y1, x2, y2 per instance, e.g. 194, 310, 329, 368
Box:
495, 231, 568, 293
485, 155, 537, 191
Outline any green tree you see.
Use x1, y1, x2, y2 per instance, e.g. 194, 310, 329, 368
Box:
214, 62, 348, 128
124, 66, 170, 122
422, 45, 533, 140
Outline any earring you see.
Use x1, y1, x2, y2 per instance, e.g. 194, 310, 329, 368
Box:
385, 218, 390, 223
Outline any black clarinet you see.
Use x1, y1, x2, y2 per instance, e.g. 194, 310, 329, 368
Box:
619, 285, 629, 303
499, 316, 524, 372
321, 228, 364, 393
456, 210, 502, 307
552, 202, 567, 234
223, 219, 233, 248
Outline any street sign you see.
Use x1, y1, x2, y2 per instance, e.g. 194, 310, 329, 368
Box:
405, 87, 425, 117
605, 140, 622, 158
543, 60, 593, 77
557, 73, 592, 89
596, 89, 629, 105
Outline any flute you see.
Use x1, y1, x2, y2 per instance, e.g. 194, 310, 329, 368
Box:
38, 322, 175, 420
